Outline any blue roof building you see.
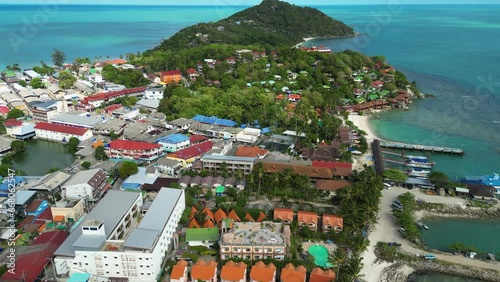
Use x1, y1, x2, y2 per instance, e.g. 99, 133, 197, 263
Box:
156, 133, 190, 153
192, 114, 237, 127
121, 167, 159, 190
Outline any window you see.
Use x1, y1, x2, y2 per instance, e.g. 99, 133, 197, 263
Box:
85, 263, 88, 265
114, 256, 118, 259
115, 264, 119, 266
83, 255, 87, 258
106, 271, 109, 274
105, 264, 108, 266
139, 257, 142, 260
104, 256, 107, 259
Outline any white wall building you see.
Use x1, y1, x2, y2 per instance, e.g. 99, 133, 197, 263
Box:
61, 169, 108, 201
144, 88, 164, 100
53, 188, 185, 282
34, 122, 93, 142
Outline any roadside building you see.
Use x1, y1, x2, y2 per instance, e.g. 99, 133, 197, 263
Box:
4, 119, 35, 140
34, 122, 93, 142
107, 139, 163, 161
156, 133, 190, 153
61, 168, 109, 201
144, 88, 164, 100
161, 70, 182, 84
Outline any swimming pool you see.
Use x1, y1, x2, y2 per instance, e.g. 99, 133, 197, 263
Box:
308, 245, 333, 267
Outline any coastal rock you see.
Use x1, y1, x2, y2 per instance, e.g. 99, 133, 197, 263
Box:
406, 260, 500, 282
421, 204, 500, 219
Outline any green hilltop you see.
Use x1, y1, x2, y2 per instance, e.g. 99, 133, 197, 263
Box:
154, 0, 354, 51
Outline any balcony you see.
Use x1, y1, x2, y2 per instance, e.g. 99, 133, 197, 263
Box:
263, 248, 273, 254
242, 248, 252, 254
253, 248, 263, 253
232, 248, 242, 253
221, 248, 230, 253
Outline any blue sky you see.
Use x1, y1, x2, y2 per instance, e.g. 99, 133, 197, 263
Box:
0, 0, 499, 5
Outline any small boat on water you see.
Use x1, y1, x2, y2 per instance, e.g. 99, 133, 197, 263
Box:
424, 254, 436, 260
417, 222, 429, 230
404, 155, 428, 161
405, 162, 433, 169
408, 168, 431, 177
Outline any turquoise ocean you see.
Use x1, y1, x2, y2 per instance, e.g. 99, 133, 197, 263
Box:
1, 4, 499, 281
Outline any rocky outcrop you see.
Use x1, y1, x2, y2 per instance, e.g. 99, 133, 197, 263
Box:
421, 204, 500, 219
407, 260, 500, 282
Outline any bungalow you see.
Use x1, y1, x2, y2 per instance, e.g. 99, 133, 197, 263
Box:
224, 177, 236, 188
298, 211, 318, 231
212, 177, 225, 188
146, 73, 161, 84
281, 263, 307, 282
221, 261, 247, 282
161, 70, 182, 84
166, 141, 214, 167
250, 261, 276, 282
214, 208, 227, 224
170, 260, 188, 282
191, 260, 218, 282
226, 57, 237, 65
185, 228, 220, 247
467, 184, 497, 201
322, 214, 343, 233
371, 80, 384, 89
186, 68, 199, 80
273, 208, 294, 224
310, 268, 336, 282
228, 210, 241, 222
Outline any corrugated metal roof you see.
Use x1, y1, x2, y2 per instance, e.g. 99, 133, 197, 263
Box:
54, 190, 141, 257
123, 188, 183, 250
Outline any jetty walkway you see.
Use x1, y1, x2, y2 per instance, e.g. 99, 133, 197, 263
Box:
379, 141, 464, 155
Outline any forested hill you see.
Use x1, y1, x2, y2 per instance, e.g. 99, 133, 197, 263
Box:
154, 0, 354, 51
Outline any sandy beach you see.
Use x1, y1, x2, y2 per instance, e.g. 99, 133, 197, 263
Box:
292, 37, 316, 48
348, 113, 378, 142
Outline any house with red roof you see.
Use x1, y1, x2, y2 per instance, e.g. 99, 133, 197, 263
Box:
170, 260, 188, 282
166, 141, 214, 167
322, 214, 344, 233
82, 86, 146, 108
226, 57, 237, 65
103, 104, 123, 114
298, 211, 318, 231
312, 161, 353, 178
0, 105, 10, 117
273, 208, 294, 224
4, 119, 36, 140
191, 260, 218, 282
107, 139, 163, 161
310, 267, 336, 282
34, 122, 93, 142
0, 230, 68, 282
371, 80, 384, 89
221, 261, 247, 282
250, 261, 276, 282
186, 68, 199, 80
281, 263, 307, 282
161, 70, 182, 84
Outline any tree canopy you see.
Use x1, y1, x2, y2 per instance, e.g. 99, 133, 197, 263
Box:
52, 49, 66, 67
30, 77, 44, 89
118, 161, 138, 178
6, 108, 25, 120
101, 65, 149, 88
58, 70, 76, 89
95, 146, 109, 161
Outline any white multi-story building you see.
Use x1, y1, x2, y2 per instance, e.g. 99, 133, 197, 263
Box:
61, 169, 108, 201
156, 134, 190, 153
144, 88, 164, 100
54, 188, 185, 282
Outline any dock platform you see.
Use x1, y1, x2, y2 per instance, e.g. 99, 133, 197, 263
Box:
379, 140, 464, 155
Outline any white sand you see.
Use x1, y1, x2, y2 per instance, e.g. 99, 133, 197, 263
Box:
348, 113, 378, 142
293, 37, 316, 48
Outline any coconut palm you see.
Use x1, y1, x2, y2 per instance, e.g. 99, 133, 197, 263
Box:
345, 255, 365, 282
330, 248, 347, 278
252, 162, 265, 195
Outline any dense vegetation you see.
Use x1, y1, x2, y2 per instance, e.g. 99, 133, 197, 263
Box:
393, 192, 420, 241
101, 65, 150, 88
155, 0, 354, 52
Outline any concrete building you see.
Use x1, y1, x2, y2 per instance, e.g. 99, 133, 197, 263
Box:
31, 100, 65, 122
50, 113, 103, 129
156, 134, 190, 153
53, 188, 185, 282
93, 119, 127, 136
26, 171, 72, 200
220, 222, 287, 261
144, 88, 164, 100
185, 228, 219, 247
62, 168, 109, 201
34, 122, 93, 142
51, 199, 86, 223
4, 119, 35, 140
155, 158, 182, 176
107, 140, 163, 161
200, 155, 255, 175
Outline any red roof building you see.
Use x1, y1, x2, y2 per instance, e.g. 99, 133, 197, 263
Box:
82, 87, 146, 108
190, 134, 208, 144
312, 161, 353, 177
0, 106, 10, 116
0, 231, 68, 282
108, 140, 163, 161
3, 119, 23, 128
161, 70, 182, 84
167, 141, 214, 161
34, 122, 89, 136
103, 104, 123, 114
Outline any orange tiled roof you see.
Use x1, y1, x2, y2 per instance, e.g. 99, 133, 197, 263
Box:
250, 261, 277, 282
228, 210, 241, 222
220, 261, 247, 281
170, 260, 188, 280
262, 162, 334, 179
188, 218, 200, 229
214, 209, 227, 223
309, 268, 336, 282
189, 206, 198, 220
256, 211, 266, 222
203, 219, 215, 228
202, 207, 215, 222
297, 211, 318, 224
273, 208, 294, 222
322, 214, 343, 228
191, 260, 217, 281
281, 263, 307, 282
245, 212, 255, 222
235, 146, 269, 158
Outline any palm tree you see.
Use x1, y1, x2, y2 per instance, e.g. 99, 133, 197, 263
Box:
235, 169, 244, 181
271, 172, 281, 197
330, 248, 347, 278
345, 255, 364, 282
252, 162, 265, 195
280, 168, 294, 191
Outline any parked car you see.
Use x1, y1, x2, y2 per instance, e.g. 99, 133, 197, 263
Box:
392, 203, 403, 210
388, 242, 402, 247
398, 227, 405, 234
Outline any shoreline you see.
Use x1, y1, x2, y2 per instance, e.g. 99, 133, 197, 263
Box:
348, 113, 380, 142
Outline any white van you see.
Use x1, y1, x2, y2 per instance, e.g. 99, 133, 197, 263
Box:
384, 183, 392, 189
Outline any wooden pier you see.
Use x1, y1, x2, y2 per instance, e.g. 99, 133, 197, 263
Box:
379, 140, 464, 155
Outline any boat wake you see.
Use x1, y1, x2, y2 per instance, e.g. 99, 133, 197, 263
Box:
492, 121, 500, 124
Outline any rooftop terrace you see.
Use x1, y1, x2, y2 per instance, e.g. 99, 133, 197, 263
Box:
221, 222, 284, 246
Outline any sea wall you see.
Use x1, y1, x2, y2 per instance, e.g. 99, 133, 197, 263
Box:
406, 260, 500, 282
416, 205, 500, 220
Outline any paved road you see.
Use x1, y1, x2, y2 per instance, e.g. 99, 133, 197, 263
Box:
361, 186, 500, 281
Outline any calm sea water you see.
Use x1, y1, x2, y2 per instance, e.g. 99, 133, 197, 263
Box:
303, 5, 500, 178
